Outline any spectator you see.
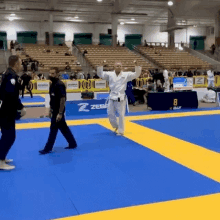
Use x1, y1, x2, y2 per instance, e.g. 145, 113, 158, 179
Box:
187, 70, 193, 77
87, 73, 91, 80
93, 73, 100, 79
211, 44, 216, 55
207, 68, 215, 87
31, 61, 36, 72
70, 72, 77, 80
22, 60, 28, 72
117, 41, 120, 46
193, 40, 197, 50
38, 73, 46, 80
77, 71, 85, 79
32, 72, 39, 80
35, 60, 39, 72
157, 82, 164, 92
126, 81, 136, 106
65, 62, 71, 71
82, 50, 88, 56
10, 41, 14, 51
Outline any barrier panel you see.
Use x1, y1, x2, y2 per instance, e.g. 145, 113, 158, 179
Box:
24, 76, 220, 94
66, 99, 108, 116
193, 76, 207, 88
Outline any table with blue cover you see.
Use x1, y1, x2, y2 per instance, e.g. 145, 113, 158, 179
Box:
147, 91, 198, 110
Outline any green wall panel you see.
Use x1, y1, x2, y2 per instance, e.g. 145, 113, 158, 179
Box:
74, 33, 92, 45
125, 34, 142, 50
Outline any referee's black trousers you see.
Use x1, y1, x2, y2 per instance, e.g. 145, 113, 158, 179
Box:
22, 84, 33, 98
0, 118, 16, 160
44, 115, 77, 151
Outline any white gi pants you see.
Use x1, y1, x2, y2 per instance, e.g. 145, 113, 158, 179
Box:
164, 78, 170, 92
107, 99, 126, 134
208, 80, 214, 88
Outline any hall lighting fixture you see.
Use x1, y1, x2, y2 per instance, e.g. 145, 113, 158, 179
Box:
74, 15, 79, 19
168, 1, 173, 6
70, 19, 83, 22
120, 22, 124, 25
131, 18, 135, 21
126, 21, 138, 24
9, 17, 15, 21
10, 13, 15, 16
97, 0, 103, 2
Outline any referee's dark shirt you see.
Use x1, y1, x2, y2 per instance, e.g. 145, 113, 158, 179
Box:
0, 67, 23, 119
49, 79, 66, 115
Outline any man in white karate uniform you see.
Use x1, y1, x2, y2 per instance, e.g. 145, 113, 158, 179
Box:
97, 60, 142, 135
163, 69, 169, 92
207, 68, 215, 88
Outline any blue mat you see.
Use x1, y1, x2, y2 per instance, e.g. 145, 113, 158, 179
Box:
20, 96, 45, 103
1, 124, 220, 219
134, 115, 220, 153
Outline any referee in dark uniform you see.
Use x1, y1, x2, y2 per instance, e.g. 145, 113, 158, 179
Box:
0, 55, 26, 170
39, 67, 77, 155
20, 72, 33, 98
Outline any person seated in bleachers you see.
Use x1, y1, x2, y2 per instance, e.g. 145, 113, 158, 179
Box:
187, 70, 193, 77
201, 87, 216, 103
38, 73, 46, 80
82, 50, 88, 56
70, 72, 77, 80
93, 72, 100, 79
87, 73, 91, 80
178, 71, 183, 77
65, 62, 71, 71
77, 71, 85, 79
62, 72, 70, 80
32, 71, 39, 80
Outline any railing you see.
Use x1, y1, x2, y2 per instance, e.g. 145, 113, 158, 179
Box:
143, 42, 190, 50
72, 45, 94, 73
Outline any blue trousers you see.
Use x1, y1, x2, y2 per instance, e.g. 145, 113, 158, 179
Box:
44, 115, 77, 151
126, 88, 135, 104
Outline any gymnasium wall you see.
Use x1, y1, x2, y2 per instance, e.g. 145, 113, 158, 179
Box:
175, 27, 207, 44
0, 20, 208, 47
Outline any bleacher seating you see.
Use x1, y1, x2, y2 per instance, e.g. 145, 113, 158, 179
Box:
17, 44, 82, 72
78, 45, 153, 70
137, 46, 211, 70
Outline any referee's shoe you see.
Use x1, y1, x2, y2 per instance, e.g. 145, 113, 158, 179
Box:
0, 160, 15, 170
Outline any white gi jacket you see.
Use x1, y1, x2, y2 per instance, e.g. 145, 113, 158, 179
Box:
207, 70, 214, 81
202, 90, 216, 103
97, 66, 142, 101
